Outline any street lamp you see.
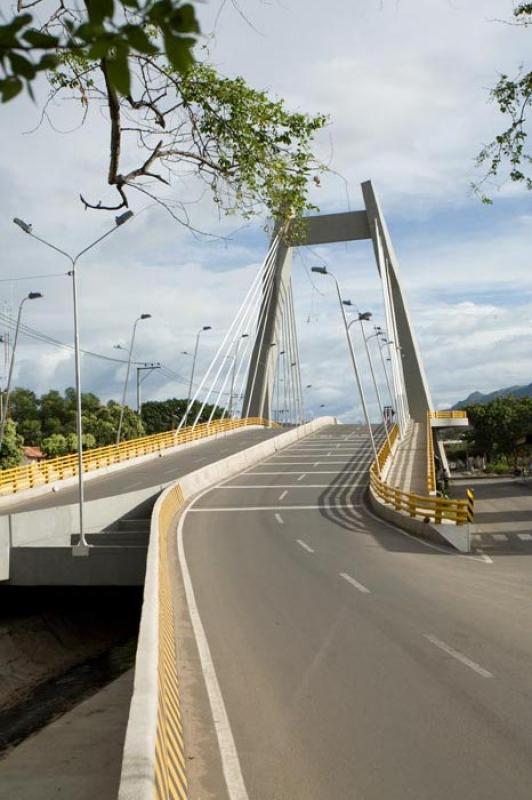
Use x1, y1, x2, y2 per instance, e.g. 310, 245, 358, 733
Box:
183, 325, 212, 427
345, 308, 392, 453
311, 266, 380, 472
228, 333, 248, 418
13, 210, 134, 552
116, 313, 151, 444
0, 291, 43, 451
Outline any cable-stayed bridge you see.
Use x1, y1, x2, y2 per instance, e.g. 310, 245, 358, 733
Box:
2, 182, 531, 800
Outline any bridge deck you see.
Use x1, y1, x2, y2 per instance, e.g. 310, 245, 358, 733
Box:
0, 428, 284, 516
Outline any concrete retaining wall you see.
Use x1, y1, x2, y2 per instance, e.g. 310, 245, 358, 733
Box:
118, 416, 337, 800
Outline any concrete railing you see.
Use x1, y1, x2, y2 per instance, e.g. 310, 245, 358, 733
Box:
118, 416, 336, 800
0, 417, 275, 497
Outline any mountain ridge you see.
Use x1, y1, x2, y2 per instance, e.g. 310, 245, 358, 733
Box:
452, 382, 532, 409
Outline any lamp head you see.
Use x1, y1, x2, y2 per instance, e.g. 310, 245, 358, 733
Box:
342, 299, 353, 306
311, 266, 328, 275
28, 292, 43, 300
140, 313, 151, 320
115, 210, 134, 226
13, 218, 32, 234
358, 311, 372, 322
241, 333, 249, 338
202, 325, 212, 331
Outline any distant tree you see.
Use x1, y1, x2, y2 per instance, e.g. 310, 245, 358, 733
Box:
65, 431, 97, 452
466, 396, 532, 464
9, 387, 42, 444
0, 419, 24, 468
141, 398, 224, 434
41, 433, 68, 458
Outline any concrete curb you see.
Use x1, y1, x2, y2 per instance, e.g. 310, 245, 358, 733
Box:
0, 425, 264, 510
118, 416, 336, 800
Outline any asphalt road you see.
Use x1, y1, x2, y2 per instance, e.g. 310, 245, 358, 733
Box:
0, 427, 283, 514
178, 424, 532, 800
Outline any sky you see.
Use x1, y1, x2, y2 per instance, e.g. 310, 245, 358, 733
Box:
1, 0, 531, 421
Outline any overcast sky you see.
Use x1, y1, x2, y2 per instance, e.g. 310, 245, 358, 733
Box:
1, 0, 531, 421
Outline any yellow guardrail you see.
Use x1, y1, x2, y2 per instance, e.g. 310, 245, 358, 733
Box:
370, 424, 474, 526
0, 417, 275, 497
427, 412, 436, 494
430, 410, 467, 419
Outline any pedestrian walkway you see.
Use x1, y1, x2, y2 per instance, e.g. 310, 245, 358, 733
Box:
385, 422, 427, 494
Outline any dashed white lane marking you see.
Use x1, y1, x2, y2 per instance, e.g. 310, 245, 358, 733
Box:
216, 484, 364, 489
518, 533, 532, 541
297, 474, 306, 481
279, 490, 288, 501
190, 504, 362, 513
492, 534, 508, 542
243, 470, 367, 475
339, 572, 371, 594
275, 513, 284, 525
424, 634, 493, 679
296, 539, 314, 553
177, 493, 250, 800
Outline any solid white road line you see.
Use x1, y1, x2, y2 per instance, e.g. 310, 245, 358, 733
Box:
275, 513, 284, 525
242, 470, 367, 475
339, 572, 371, 594
279, 490, 288, 501
296, 539, 314, 553
177, 494, 250, 800
190, 504, 362, 513
424, 634, 493, 679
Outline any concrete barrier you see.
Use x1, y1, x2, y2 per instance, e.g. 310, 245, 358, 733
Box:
118, 416, 337, 800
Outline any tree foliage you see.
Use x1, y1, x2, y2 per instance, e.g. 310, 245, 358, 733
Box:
0, 419, 24, 468
141, 397, 224, 433
1, 1, 326, 228
474, 3, 532, 200
465, 395, 532, 463
0, 0, 199, 102
8, 386, 145, 448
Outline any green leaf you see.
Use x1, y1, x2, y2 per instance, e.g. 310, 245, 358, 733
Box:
22, 29, 58, 49
124, 25, 158, 55
8, 52, 35, 80
0, 76, 23, 102
105, 48, 131, 95
171, 4, 200, 34
85, 0, 115, 25
163, 31, 195, 72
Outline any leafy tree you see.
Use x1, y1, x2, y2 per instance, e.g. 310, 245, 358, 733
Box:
0, 419, 24, 468
474, 3, 532, 200
0, 0, 199, 102
466, 395, 532, 464
142, 397, 224, 434
1, 2, 325, 230
41, 433, 68, 457
65, 431, 97, 452
9, 387, 41, 443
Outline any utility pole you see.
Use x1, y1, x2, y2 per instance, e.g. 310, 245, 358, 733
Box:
136, 363, 161, 416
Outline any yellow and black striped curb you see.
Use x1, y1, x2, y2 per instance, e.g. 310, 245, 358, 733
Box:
155, 484, 188, 800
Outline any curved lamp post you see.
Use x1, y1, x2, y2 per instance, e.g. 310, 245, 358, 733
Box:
311, 266, 380, 473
